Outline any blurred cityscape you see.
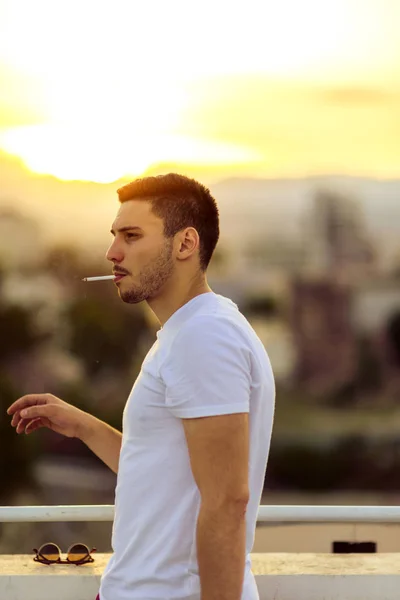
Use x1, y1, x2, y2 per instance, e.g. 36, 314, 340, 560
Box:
1, 173, 400, 553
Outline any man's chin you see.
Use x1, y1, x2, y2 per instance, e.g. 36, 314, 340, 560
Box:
120, 290, 145, 304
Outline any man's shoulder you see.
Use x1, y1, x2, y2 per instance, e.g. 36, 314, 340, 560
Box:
173, 310, 253, 353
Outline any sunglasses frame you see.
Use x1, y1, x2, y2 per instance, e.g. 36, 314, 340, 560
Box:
33, 542, 96, 566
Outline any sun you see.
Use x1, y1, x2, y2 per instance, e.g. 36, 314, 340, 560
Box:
0, 124, 260, 183
0, 124, 159, 183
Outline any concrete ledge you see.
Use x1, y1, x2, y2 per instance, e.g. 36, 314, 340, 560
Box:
1, 553, 103, 600
252, 553, 400, 600
2, 553, 400, 600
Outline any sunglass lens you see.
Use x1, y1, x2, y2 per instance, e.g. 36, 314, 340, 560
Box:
38, 543, 61, 562
67, 543, 90, 563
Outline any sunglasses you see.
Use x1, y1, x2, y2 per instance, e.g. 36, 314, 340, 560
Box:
33, 542, 96, 566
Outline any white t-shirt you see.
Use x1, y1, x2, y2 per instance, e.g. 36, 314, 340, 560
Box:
100, 292, 275, 600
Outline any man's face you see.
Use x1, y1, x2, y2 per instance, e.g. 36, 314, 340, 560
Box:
106, 199, 174, 304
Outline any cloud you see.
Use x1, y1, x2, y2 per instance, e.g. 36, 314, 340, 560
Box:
318, 86, 398, 106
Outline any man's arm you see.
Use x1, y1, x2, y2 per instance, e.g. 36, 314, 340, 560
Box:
78, 412, 123, 474
182, 413, 249, 600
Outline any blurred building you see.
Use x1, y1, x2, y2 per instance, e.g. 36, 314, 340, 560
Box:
351, 278, 400, 335
304, 190, 377, 284
351, 278, 400, 398
288, 272, 400, 399
290, 278, 357, 394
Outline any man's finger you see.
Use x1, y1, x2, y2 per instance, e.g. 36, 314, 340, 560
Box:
7, 394, 49, 415
19, 404, 54, 420
11, 411, 21, 427
25, 418, 44, 434
16, 419, 31, 434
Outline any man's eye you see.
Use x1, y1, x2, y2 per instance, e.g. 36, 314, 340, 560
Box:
125, 233, 138, 240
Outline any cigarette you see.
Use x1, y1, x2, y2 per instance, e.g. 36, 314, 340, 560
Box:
82, 275, 115, 282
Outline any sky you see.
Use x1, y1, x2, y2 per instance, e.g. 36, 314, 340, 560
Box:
0, 0, 400, 183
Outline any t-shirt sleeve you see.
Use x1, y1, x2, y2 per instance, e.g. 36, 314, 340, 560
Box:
160, 316, 251, 418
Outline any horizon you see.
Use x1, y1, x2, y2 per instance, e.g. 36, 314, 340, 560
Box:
2, 150, 400, 268
2, 149, 400, 191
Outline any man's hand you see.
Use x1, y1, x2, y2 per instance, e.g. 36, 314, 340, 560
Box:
7, 393, 89, 439
8, 393, 122, 474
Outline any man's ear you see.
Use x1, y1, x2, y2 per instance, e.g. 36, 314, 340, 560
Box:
176, 227, 200, 262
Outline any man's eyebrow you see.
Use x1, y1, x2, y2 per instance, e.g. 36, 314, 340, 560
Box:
110, 226, 144, 236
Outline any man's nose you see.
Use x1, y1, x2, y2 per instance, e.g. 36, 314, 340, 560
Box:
106, 239, 124, 263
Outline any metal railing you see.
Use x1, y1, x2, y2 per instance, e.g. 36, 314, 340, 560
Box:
2, 504, 400, 523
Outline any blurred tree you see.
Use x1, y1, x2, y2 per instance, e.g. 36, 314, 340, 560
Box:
43, 244, 106, 286
267, 436, 368, 491
355, 335, 383, 392
386, 311, 400, 368
64, 296, 149, 376
327, 380, 358, 408
267, 443, 343, 491
243, 294, 280, 319
0, 303, 47, 361
0, 374, 39, 502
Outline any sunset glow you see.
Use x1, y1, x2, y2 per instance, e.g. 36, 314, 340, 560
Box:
0, 0, 399, 182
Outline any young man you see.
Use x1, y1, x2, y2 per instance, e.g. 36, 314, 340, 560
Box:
8, 173, 275, 600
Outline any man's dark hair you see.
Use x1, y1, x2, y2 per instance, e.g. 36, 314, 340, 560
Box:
117, 173, 220, 271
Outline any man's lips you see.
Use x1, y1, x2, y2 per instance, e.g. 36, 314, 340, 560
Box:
113, 273, 127, 282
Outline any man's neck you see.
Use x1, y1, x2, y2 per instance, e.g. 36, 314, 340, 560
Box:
147, 277, 212, 327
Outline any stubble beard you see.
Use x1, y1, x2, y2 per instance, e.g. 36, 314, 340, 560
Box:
120, 239, 174, 304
